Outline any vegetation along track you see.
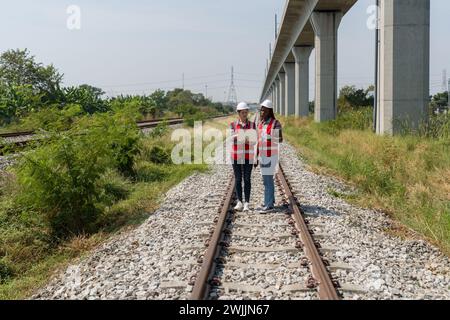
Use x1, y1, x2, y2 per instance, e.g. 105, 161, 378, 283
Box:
0, 115, 231, 156
189, 162, 366, 300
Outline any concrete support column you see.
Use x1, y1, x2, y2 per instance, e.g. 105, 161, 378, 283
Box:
270, 87, 274, 109
292, 46, 313, 118
272, 85, 276, 113
274, 78, 281, 115
377, 0, 430, 135
310, 11, 342, 122
279, 71, 286, 116
284, 63, 296, 116
272, 83, 276, 114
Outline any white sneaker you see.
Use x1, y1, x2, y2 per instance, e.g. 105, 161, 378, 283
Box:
234, 201, 244, 212
243, 202, 250, 212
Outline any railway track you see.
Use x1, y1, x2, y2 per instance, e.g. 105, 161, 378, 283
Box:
0, 117, 185, 140
188, 162, 364, 300
0, 115, 231, 156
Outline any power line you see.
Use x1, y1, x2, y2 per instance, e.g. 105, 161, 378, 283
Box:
100, 73, 229, 88
235, 72, 263, 77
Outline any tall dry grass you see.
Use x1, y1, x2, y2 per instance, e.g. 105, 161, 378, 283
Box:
282, 109, 450, 254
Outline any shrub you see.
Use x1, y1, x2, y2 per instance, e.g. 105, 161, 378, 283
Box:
21, 104, 84, 132
149, 121, 169, 139
420, 113, 450, 140
98, 169, 131, 204
147, 146, 171, 165
61, 85, 110, 115
318, 107, 373, 135
15, 113, 141, 239
184, 111, 206, 128
134, 161, 168, 182
16, 133, 112, 238
0, 259, 13, 284
77, 112, 142, 176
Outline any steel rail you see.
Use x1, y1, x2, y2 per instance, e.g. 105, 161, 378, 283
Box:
0, 114, 233, 156
0, 118, 183, 139
0, 114, 233, 139
190, 176, 235, 300
277, 165, 339, 300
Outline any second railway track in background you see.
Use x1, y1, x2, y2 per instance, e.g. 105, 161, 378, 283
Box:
0, 115, 230, 156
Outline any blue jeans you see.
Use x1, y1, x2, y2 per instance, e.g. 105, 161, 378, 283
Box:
262, 174, 275, 208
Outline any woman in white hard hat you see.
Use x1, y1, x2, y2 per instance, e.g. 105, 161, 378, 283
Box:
255, 99, 283, 214
229, 102, 257, 212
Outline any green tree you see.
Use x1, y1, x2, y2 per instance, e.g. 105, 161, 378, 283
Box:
149, 89, 168, 118
338, 85, 374, 111
62, 85, 110, 114
192, 93, 209, 106
0, 83, 43, 124
430, 91, 448, 113
167, 89, 194, 110
174, 104, 198, 118
0, 49, 63, 104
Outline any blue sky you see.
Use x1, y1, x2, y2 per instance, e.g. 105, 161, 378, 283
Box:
0, 0, 448, 102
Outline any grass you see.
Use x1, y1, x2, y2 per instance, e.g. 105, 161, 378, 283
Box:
280, 109, 450, 255
0, 112, 178, 134
0, 116, 234, 300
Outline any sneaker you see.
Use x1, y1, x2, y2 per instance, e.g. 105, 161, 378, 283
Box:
258, 206, 274, 214
234, 201, 244, 212
243, 202, 250, 212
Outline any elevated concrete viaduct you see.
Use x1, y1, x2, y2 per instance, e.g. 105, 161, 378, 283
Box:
261, 0, 430, 135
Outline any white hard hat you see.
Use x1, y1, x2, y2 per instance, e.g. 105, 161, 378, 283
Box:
261, 99, 273, 109
236, 102, 249, 111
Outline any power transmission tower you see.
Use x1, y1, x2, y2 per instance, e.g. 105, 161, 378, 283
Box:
227, 66, 238, 106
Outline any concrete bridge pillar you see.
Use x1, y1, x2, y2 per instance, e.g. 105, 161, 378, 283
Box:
292, 46, 313, 118
284, 62, 296, 116
272, 85, 275, 113
274, 78, 281, 115
270, 86, 274, 111
279, 71, 286, 116
377, 0, 430, 135
310, 11, 342, 122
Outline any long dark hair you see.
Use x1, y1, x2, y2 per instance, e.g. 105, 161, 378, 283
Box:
261, 108, 275, 121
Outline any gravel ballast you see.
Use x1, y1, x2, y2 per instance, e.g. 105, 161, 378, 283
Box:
34, 142, 450, 300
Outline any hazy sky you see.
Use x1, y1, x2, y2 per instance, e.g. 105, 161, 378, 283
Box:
0, 0, 449, 102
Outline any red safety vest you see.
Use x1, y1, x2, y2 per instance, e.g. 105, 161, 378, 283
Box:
258, 118, 279, 158
230, 120, 256, 162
